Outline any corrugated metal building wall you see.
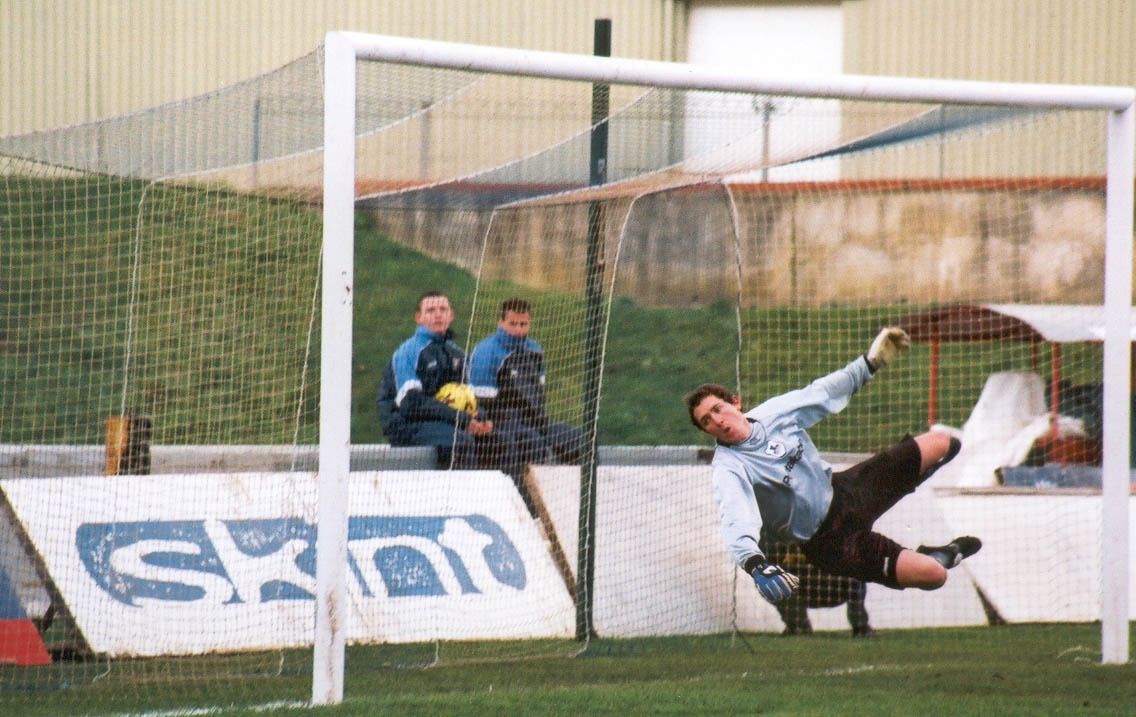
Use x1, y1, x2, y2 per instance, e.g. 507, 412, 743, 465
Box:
5, 1, 1135, 137
0, 0, 686, 136
844, 0, 1134, 86
1, 1, 1132, 178
841, 0, 1135, 178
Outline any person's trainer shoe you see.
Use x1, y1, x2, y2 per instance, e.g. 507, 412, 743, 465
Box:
916, 536, 982, 569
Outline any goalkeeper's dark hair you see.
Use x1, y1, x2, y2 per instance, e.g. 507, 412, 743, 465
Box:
498, 297, 531, 319
684, 383, 736, 430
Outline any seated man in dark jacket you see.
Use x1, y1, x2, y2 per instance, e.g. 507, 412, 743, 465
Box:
468, 298, 582, 491
379, 290, 498, 469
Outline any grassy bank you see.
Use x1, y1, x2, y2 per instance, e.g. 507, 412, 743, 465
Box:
4, 178, 1096, 450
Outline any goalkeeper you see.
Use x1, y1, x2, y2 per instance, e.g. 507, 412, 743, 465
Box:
683, 327, 980, 606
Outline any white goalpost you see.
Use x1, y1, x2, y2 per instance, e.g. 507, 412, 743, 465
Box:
317, 30, 1134, 705
313, 34, 357, 706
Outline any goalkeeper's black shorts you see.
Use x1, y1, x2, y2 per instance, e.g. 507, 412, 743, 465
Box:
802, 434, 923, 588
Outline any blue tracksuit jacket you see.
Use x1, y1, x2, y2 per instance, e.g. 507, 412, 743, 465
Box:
467, 327, 547, 425
379, 325, 470, 439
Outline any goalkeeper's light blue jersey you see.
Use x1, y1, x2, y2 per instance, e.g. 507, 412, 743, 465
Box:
711, 356, 875, 568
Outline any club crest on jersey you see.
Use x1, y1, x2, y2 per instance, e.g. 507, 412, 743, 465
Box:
764, 441, 787, 458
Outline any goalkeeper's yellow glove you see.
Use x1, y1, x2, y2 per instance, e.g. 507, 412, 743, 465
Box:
867, 326, 910, 371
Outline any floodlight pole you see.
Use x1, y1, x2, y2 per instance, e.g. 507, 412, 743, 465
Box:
577, 17, 611, 642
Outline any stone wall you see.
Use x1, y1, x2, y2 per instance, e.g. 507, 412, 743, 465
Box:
366, 181, 1115, 308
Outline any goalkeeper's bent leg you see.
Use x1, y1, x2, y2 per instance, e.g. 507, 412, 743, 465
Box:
917, 434, 961, 481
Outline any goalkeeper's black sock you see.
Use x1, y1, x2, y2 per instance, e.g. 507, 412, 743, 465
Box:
920, 437, 961, 481
917, 536, 982, 569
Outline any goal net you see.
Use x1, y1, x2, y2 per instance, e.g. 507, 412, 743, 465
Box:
0, 32, 1131, 710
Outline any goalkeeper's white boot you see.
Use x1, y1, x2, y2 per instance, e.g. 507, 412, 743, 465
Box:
916, 536, 982, 569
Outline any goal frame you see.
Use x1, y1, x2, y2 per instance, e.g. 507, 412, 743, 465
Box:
318, 30, 1135, 705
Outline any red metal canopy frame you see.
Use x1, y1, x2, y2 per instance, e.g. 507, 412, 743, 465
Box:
895, 304, 1135, 442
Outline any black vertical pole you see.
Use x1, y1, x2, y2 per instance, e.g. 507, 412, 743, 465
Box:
576, 17, 610, 642
251, 97, 261, 187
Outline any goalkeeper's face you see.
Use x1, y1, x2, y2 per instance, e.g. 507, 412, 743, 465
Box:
691, 394, 750, 444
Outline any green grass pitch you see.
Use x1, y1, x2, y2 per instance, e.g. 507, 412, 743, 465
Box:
2, 625, 1134, 715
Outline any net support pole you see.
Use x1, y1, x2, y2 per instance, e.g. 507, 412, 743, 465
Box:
1100, 101, 1134, 665
576, 17, 611, 642
313, 31, 356, 705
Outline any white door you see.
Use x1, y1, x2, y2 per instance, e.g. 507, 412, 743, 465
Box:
685, 2, 843, 181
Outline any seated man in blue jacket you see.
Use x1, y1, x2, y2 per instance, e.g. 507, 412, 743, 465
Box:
379, 290, 497, 469
468, 298, 582, 495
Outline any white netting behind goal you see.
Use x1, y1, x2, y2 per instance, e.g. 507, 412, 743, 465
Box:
0, 39, 1125, 710
354, 53, 1114, 651
0, 51, 331, 707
